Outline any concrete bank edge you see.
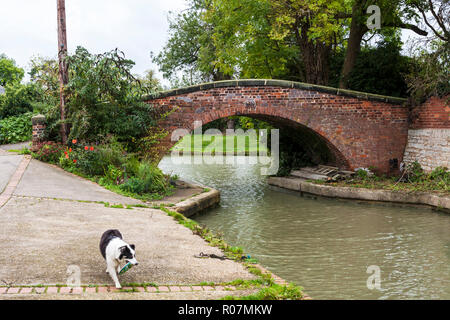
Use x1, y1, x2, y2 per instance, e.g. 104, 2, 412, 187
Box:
268, 176, 450, 212
172, 188, 220, 217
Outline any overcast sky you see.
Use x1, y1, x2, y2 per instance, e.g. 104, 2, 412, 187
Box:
0, 0, 187, 85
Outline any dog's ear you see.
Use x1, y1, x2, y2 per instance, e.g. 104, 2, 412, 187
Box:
130, 244, 135, 250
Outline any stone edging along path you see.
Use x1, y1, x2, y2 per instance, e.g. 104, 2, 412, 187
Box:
0, 155, 31, 208
0, 267, 295, 297
268, 176, 450, 212
0, 284, 240, 295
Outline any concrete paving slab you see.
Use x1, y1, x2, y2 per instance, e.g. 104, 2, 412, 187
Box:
0, 197, 255, 286
0, 154, 23, 194
14, 159, 142, 204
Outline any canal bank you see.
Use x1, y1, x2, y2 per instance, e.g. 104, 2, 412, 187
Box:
267, 176, 450, 212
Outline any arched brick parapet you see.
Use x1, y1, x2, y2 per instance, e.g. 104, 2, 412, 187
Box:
145, 79, 409, 174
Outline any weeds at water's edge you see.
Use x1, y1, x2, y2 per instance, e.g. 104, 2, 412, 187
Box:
158, 206, 305, 300
222, 283, 303, 300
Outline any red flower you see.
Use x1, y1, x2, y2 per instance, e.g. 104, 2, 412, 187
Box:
84, 146, 89, 151
72, 139, 77, 144
64, 151, 68, 155
65, 154, 69, 159
73, 159, 77, 163
69, 148, 72, 153
90, 146, 94, 151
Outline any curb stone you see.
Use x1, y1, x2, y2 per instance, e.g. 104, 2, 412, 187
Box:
0, 285, 240, 295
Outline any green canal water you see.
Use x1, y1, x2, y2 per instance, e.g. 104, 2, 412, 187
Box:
159, 155, 450, 300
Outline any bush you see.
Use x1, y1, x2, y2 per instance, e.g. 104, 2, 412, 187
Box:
119, 160, 170, 195
104, 164, 125, 185
406, 161, 425, 183
63, 46, 157, 150
32, 141, 65, 163
71, 147, 104, 176
0, 83, 41, 119
61, 138, 130, 177
0, 112, 33, 144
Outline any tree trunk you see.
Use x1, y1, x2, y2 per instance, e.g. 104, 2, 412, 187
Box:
296, 24, 331, 85
339, 1, 368, 89
304, 42, 331, 85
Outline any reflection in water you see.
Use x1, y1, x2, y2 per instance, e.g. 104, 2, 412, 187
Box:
159, 156, 450, 299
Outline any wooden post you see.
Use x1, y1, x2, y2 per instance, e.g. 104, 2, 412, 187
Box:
57, 0, 68, 144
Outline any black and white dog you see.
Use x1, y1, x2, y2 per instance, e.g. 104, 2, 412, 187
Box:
99, 229, 138, 288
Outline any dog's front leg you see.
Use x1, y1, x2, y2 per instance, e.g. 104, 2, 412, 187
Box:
107, 260, 122, 289
108, 266, 122, 289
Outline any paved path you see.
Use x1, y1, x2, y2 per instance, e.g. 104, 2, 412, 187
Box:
0, 146, 258, 299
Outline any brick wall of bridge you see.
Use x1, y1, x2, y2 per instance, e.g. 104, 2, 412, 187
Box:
146, 82, 409, 175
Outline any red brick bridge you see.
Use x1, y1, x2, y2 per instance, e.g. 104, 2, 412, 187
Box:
144, 79, 408, 174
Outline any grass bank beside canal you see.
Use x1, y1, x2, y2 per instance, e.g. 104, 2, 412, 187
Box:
172, 134, 269, 155
313, 165, 449, 195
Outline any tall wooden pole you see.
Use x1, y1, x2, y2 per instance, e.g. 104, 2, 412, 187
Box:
57, 0, 68, 144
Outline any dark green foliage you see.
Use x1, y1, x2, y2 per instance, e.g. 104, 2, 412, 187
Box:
119, 161, 171, 195
0, 83, 41, 119
63, 46, 157, 149
72, 148, 104, 176
405, 161, 424, 183
404, 162, 449, 190
0, 112, 33, 144
0, 54, 24, 87
329, 39, 413, 97
346, 40, 412, 97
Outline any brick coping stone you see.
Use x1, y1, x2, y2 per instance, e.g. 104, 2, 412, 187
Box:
144, 79, 407, 105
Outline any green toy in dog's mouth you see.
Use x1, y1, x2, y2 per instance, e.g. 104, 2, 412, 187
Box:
119, 262, 134, 275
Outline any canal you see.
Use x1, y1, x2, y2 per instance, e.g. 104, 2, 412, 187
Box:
159, 155, 450, 299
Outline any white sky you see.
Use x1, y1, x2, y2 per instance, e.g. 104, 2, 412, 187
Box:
0, 0, 187, 86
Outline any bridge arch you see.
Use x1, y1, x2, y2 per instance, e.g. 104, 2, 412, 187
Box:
145, 79, 408, 174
